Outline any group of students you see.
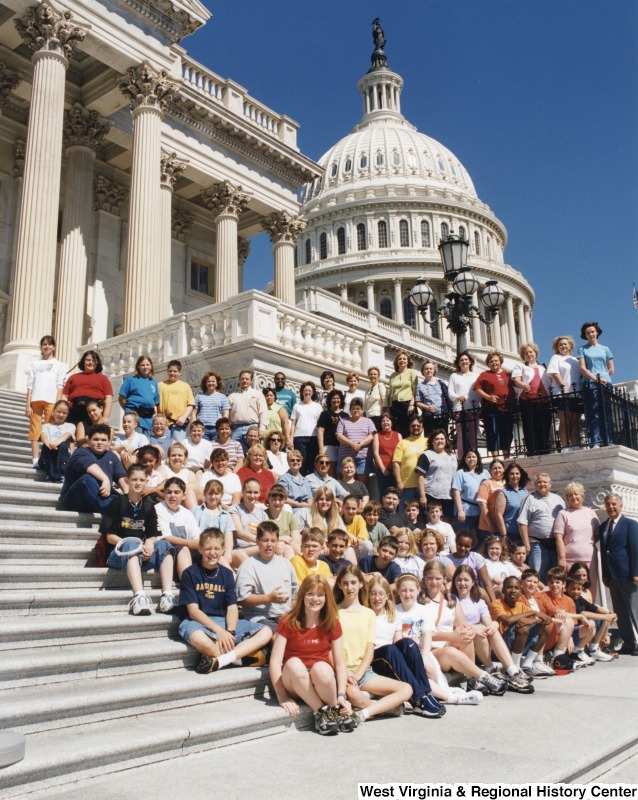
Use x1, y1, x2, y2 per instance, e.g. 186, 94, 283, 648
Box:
24, 336, 624, 736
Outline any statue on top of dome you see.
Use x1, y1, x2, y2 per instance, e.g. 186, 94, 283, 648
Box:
370, 18, 387, 71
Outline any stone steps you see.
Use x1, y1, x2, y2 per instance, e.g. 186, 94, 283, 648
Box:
0, 695, 308, 797
0, 664, 270, 733
0, 635, 198, 688
0, 523, 97, 543
0, 504, 98, 526
0, 542, 93, 564
0, 587, 163, 617
0, 564, 162, 590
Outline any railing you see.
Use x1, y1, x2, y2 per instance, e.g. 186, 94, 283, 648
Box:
441, 381, 638, 457
180, 56, 298, 147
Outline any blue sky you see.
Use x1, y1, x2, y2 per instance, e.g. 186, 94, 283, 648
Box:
185, 1, 638, 381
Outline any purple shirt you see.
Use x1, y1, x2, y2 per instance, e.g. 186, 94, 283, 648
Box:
336, 416, 376, 460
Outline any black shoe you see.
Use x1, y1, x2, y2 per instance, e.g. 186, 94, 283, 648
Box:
195, 654, 220, 674
618, 645, 638, 656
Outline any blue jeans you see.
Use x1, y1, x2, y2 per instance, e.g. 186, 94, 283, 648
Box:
399, 486, 419, 512
178, 616, 264, 646
61, 475, 120, 513
528, 538, 557, 583
107, 537, 174, 573
372, 638, 432, 704
483, 409, 513, 453
231, 423, 253, 454
169, 423, 188, 442
582, 380, 612, 446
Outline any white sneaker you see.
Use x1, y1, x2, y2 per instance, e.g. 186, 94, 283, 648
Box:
590, 649, 614, 662
129, 593, 151, 616
446, 687, 483, 705
158, 593, 177, 613
573, 650, 595, 666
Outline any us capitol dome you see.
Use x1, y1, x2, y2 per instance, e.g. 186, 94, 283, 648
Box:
295, 20, 535, 362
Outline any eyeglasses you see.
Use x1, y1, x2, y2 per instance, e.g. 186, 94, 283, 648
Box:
317, 460, 330, 466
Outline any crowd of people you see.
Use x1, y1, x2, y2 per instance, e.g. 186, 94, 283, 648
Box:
23, 328, 637, 736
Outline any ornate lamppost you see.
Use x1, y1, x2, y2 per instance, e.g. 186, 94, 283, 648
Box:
409, 230, 505, 355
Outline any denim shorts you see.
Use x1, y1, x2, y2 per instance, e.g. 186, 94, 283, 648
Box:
358, 666, 376, 687
107, 537, 174, 573
504, 622, 539, 655
178, 616, 264, 646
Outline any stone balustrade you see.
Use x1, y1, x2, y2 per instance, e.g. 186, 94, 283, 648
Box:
180, 56, 297, 147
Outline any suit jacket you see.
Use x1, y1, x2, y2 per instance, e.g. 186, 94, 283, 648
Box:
600, 514, 638, 583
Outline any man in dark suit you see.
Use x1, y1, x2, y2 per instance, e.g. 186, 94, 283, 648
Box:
600, 493, 638, 655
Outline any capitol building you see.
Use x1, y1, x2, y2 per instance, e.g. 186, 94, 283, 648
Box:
0, 1, 536, 394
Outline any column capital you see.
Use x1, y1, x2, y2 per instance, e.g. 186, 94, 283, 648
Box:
171, 208, 194, 242
0, 63, 20, 107
202, 180, 250, 218
238, 237, 251, 266
15, 3, 85, 61
12, 139, 25, 179
160, 151, 188, 190
63, 104, 110, 151
365, 278, 375, 287
260, 210, 306, 244
118, 63, 178, 113
392, 276, 402, 286
94, 174, 128, 216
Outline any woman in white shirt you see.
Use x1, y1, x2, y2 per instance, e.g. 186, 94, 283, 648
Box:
546, 335, 583, 452
447, 351, 480, 460
290, 381, 323, 476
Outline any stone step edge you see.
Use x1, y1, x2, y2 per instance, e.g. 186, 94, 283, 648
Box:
0, 667, 270, 733
0, 697, 310, 796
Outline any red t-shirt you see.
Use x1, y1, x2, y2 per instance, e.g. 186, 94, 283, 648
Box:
376, 431, 401, 470
276, 616, 342, 668
236, 466, 276, 503
475, 370, 513, 410
63, 372, 113, 401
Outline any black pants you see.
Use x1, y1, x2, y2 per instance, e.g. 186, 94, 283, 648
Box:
371, 638, 432, 704
38, 441, 71, 482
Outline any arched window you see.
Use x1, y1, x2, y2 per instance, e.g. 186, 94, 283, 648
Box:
403, 297, 416, 328
376, 151, 384, 167
330, 163, 338, 178
337, 227, 346, 255
474, 231, 481, 255
319, 232, 327, 260
379, 298, 392, 319
459, 225, 466, 240
392, 150, 401, 166
421, 220, 431, 248
378, 220, 388, 248
441, 222, 449, 241
360, 154, 368, 169
399, 220, 410, 247
358, 299, 368, 309
305, 239, 311, 265
357, 223, 367, 251
294, 247, 298, 269
486, 237, 491, 258
438, 158, 446, 172
344, 157, 352, 173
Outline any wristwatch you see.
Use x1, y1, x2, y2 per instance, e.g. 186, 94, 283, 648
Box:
227, 629, 236, 635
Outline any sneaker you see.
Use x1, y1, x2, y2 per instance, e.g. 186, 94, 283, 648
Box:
351, 709, 367, 726
571, 651, 595, 667
589, 649, 614, 662
446, 688, 483, 705
129, 593, 151, 616
478, 672, 508, 696
195, 654, 220, 674
333, 708, 357, 732
314, 705, 339, 736
465, 677, 489, 695
158, 593, 177, 614
241, 649, 267, 668
523, 663, 552, 678
504, 672, 535, 694
413, 694, 446, 718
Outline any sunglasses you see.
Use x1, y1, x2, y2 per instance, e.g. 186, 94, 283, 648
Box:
270, 438, 282, 442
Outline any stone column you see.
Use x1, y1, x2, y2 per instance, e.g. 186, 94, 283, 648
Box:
393, 278, 403, 324
55, 105, 110, 367
517, 301, 527, 345
339, 283, 349, 302
261, 211, 305, 306
505, 294, 517, 354
237, 238, 250, 293
491, 309, 503, 350
119, 64, 177, 332
159, 151, 187, 319
202, 181, 251, 302
470, 290, 481, 344
3, 4, 85, 366
366, 279, 375, 312
525, 306, 534, 343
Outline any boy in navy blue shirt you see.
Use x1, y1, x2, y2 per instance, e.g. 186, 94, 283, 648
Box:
178, 528, 272, 673
359, 535, 401, 587
319, 530, 352, 576
565, 576, 616, 662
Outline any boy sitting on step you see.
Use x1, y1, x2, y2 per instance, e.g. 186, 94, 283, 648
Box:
179, 528, 273, 673
101, 464, 177, 616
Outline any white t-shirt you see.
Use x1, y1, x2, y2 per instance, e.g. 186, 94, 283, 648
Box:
199, 469, 242, 506
291, 401, 322, 437
396, 602, 436, 647
113, 432, 149, 451
41, 422, 75, 443
156, 503, 200, 540
27, 358, 68, 403
485, 559, 521, 586
184, 438, 213, 470
374, 612, 401, 647
426, 520, 456, 554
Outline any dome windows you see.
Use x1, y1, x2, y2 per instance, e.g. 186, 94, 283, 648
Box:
344, 157, 352, 173
337, 227, 346, 255
392, 150, 401, 166
376, 150, 384, 167
305, 239, 312, 265
399, 220, 410, 247
441, 222, 449, 241
421, 220, 431, 248
403, 296, 416, 328
360, 154, 368, 169
356, 223, 367, 251
319, 232, 328, 260
438, 158, 446, 172
474, 231, 481, 255
378, 220, 388, 249
459, 225, 466, 240
379, 296, 392, 319
330, 163, 338, 178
